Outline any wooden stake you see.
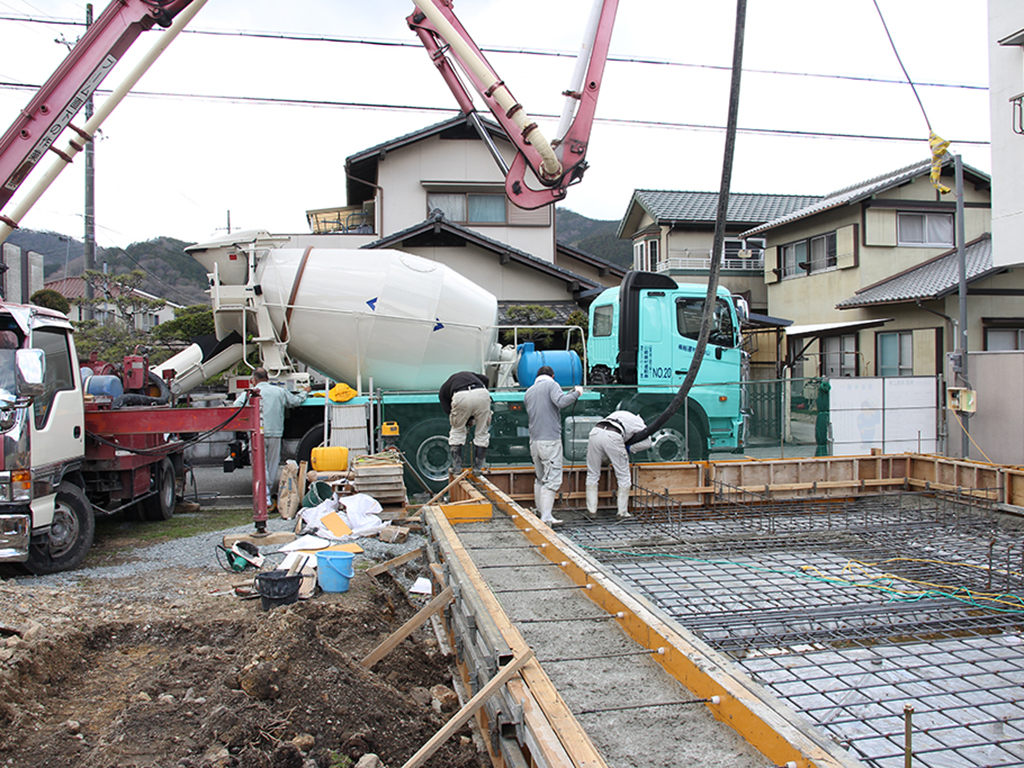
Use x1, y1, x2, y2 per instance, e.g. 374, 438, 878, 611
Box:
420, 469, 471, 508
361, 586, 454, 669
294, 459, 309, 533
400, 649, 535, 768
365, 546, 426, 577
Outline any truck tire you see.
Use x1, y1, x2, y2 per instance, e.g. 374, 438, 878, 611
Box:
644, 414, 709, 462
141, 458, 176, 522
399, 417, 452, 493
296, 424, 324, 469
24, 482, 94, 574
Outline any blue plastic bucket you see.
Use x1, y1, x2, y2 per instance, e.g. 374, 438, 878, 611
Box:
317, 550, 355, 593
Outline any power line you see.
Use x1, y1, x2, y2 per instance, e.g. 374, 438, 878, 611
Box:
0, 13, 989, 92
0, 80, 992, 147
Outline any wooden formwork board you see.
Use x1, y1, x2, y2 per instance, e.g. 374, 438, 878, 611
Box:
481, 453, 1015, 511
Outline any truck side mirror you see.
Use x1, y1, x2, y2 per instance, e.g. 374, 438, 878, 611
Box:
15, 349, 45, 398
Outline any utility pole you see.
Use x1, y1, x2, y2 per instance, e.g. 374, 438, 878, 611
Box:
83, 3, 95, 320
955, 154, 969, 459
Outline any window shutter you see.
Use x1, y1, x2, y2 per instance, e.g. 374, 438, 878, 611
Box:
764, 246, 779, 284
508, 203, 550, 226
836, 224, 859, 269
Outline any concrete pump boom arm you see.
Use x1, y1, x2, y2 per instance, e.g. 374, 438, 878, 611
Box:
408, 0, 618, 211
0, 0, 198, 221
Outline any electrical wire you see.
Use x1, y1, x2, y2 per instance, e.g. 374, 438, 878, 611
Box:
871, 0, 934, 133
0, 14, 990, 93
948, 407, 992, 463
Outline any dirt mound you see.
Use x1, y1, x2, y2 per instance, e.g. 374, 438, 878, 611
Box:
0, 568, 485, 768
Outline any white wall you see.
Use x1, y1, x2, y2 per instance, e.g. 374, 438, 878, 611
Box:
989, 1, 1024, 268
376, 133, 555, 262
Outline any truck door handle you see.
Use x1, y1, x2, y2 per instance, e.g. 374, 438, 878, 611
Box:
715, 347, 723, 360
674, 370, 686, 375
74, 426, 81, 438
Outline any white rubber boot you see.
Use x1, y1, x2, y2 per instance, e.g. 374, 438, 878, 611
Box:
585, 485, 599, 516
538, 487, 562, 526
533, 482, 542, 514
616, 485, 632, 518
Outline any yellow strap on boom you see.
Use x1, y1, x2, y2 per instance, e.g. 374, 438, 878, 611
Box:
929, 131, 952, 195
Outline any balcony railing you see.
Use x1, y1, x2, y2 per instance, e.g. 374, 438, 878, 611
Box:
656, 249, 765, 273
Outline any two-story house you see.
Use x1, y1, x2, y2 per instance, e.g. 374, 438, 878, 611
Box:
740, 159, 1024, 380
297, 115, 623, 314
617, 190, 821, 316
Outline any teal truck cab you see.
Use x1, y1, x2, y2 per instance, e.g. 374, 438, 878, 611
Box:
586, 271, 748, 460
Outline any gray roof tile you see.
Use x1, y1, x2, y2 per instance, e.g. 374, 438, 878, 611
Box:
632, 190, 821, 225
836, 235, 998, 308
742, 157, 991, 237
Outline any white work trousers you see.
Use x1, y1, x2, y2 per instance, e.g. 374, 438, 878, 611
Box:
264, 435, 282, 506
585, 427, 632, 489
448, 388, 492, 447
530, 439, 564, 492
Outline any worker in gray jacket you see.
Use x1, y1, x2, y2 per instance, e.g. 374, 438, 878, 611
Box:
585, 410, 652, 518
524, 366, 582, 525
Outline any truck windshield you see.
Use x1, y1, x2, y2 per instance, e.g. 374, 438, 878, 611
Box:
676, 297, 735, 347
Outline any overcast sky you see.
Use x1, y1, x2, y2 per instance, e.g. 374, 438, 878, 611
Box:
0, 0, 991, 251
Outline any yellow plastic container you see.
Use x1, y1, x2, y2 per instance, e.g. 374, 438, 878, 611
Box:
311, 446, 349, 472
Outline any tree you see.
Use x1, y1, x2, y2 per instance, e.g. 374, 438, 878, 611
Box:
151, 304, 215, 344
72, 270, 166, 362
501, 305, 557, 346
30, 288, 70, 315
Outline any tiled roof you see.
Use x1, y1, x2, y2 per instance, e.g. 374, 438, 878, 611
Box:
741, 158, 991, 238
836, 235, 998, 308
43, 276, 181, 306
363, 210, 601, 291
346, 114, 504, 165
630, 190, 822, 225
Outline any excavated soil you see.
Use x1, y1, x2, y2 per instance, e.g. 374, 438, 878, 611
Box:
0, 560, 486, 768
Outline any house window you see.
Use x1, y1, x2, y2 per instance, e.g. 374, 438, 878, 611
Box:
822, 334, 857, 377
780, 232, 836, 278
427, 192, 506, 224
897, 212, 954, 247
985, 327, 1024, 350
633, 239, 659, 271
810, 232, 837, 271
877, 331, 913, 376
725, 238, 765, 264
780, 240, 806, 278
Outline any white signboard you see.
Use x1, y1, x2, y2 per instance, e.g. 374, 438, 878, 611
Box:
830, 377, 937, 454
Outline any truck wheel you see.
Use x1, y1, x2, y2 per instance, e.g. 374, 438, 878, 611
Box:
141, 458, 176, 522
296, 424, 324, 468
645, 415, 709, 462
400, 418, 452, 493
25, 482, 94, 574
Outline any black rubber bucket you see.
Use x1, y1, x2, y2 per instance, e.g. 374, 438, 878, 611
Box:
255, 569, 302, 611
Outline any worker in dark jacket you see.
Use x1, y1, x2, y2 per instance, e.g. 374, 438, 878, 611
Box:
439, 371, 492, 472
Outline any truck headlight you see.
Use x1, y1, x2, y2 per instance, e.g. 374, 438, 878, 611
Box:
0, 470, 31, 502
11, 470, 30, 502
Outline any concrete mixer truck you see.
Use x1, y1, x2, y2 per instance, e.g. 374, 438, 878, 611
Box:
177, 231, 748, 492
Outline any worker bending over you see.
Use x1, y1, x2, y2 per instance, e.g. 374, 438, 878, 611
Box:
585, 410, 652, 518
439, 370, 492, 472
523, 365, 582, 526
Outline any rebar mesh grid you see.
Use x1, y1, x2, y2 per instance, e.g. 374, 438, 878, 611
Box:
564, 487, 1024, 768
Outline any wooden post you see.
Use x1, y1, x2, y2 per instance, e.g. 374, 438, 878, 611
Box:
361, 586, 454, 669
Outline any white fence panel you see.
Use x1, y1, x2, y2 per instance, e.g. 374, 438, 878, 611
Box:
830, 376, 937, 454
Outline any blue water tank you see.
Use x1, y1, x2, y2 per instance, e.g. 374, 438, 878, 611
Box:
84, 374, 124, 399
516, 343, 583, 387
